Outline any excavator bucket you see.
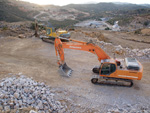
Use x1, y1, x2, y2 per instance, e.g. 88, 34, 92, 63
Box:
59, 63, 73, 77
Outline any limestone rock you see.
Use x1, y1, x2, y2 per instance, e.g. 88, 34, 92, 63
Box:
18, 34, 26, 39
4, 106, 10, 112
14, 92, 19, 99
30, 110, 38, 113
0, 75, 64, 112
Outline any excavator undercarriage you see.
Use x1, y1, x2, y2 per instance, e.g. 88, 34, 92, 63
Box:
91, 74, 133, 87
91, 66, 133, 87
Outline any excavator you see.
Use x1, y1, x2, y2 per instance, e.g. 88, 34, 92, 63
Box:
41, 27, 70, 43
54, 37, 143, 87
37, 21, 71, 43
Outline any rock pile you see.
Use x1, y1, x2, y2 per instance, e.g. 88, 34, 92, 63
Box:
0, 75, 65, 113
131, 48, 150, 57
87, 38, 150, 59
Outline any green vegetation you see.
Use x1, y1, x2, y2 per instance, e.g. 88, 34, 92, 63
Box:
105, 27, 111, 30
48, 19, 79, 29
2, 26, 8, 31
144, 21, 149, 26
0, 0, 150, 29
107, 16, 134, 26
98, 18, 102, 21
0, 0, 39, 22
134, 29, 142, 34
65, 3, 150, 26
64, 3, 147, 14
30, 23, 36, 30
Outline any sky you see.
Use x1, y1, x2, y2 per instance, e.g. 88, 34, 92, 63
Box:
20, 0, 150, 6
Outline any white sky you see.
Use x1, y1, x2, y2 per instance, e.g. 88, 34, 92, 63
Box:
20, 0, 150, 6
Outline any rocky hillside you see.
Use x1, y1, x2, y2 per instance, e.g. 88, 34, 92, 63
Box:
0, 0, 150, 29
64, 3, 147, 13
0, 0, 39, 22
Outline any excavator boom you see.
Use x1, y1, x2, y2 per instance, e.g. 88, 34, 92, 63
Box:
55, 38, 110, 76
55, 38, 110, 63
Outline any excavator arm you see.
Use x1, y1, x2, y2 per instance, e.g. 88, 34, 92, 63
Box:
54, 37, 110, 76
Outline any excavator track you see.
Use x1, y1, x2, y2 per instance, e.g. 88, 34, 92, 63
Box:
42, 37, 55, 44
91, 76, 133, 87
42, 37, 69, 44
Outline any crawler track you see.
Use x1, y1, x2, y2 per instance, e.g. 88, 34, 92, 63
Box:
41, 38, 54, 44
91, 76, 133, 87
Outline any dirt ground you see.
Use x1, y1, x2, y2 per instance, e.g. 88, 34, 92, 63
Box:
76, 28, 150, 49
0, 30, 150, 112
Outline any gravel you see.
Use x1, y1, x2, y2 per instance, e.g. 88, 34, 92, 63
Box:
85, 37, 150, 59
0, 75, 65, 112
107, 104, 150, 113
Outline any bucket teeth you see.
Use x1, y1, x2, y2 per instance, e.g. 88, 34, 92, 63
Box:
59, 63, 73, 77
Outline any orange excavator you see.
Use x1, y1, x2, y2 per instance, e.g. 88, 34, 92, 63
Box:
54, 37, 143, 87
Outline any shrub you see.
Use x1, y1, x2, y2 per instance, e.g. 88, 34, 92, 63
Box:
48, 19, 79, 29
2, 26, 8, 31
30, 23, 35, 30
105, 27, 111, 30
144, 21, 149, 26
134, 29, 142, 34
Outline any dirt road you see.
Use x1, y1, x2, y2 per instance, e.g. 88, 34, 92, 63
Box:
102, 30, 150, 49
0, 35, 150, 112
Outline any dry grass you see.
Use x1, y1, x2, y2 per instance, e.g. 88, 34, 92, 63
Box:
82, 31, 109, 42
141, 28, 150, 36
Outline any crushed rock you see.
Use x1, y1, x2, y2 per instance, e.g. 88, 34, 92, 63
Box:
107, 103, 150, 113
0, 75, 65, 112
84, 36, 150, 59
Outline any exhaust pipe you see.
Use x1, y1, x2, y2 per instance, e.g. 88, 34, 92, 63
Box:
59, 63, 73, 77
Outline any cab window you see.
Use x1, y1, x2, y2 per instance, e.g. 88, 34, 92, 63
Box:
110, 64, 116, 73
46, 29, 51, 35
101, 63, 116, 75
60, 33, 70, 38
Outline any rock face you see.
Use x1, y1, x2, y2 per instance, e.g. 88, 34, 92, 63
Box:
0, 75, 65, 112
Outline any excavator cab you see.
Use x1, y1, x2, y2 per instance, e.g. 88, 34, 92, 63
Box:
46, 28, 51, 35
92, 62, 117, 76
100, 63, 116, 75
46, 27, 57, 37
